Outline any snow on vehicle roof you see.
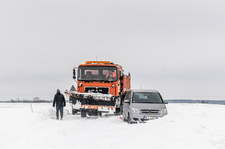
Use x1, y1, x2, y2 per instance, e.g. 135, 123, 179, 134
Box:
132, 89, 159, 93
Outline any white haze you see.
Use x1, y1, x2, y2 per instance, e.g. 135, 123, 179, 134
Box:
0, 0, 225, 100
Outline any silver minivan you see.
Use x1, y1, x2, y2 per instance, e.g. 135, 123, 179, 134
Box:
122, 89, 168, 123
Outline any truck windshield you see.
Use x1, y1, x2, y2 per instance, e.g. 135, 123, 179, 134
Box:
78, 66, 118, 81
132, 92, 163, 104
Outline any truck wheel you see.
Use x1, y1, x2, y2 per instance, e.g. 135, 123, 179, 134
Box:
81, 109, 86, 117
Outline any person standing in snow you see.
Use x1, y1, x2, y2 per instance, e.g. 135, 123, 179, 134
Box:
53, 89, 66, 120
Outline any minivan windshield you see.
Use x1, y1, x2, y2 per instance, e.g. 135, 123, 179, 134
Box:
132, 92, 163, 103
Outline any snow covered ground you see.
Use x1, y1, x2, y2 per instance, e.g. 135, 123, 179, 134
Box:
0, 103, 225, 149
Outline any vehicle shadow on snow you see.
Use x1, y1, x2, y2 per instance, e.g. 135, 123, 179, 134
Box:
36, 108, 157, 125
47, 108, 154, 124
49, 109, 125, 123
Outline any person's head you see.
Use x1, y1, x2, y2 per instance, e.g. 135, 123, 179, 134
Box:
57, 89, 60, 93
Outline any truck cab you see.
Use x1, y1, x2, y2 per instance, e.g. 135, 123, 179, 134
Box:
77, 62, 120, 96
67, 61, 131, 117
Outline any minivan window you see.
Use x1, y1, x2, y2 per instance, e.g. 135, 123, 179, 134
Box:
132, 92, 163, 103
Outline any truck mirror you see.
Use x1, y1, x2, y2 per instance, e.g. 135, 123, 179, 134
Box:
73, 68, 76, 79
164, 100, 168, 104
120, 70, 124, 80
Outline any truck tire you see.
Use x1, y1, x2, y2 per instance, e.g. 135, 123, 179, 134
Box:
81, 109, 86, 117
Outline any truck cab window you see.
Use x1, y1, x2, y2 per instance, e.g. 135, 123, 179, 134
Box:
78, 66, 118, 82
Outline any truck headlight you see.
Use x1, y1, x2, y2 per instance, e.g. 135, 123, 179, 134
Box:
160, 109, 168, 115
132, 108, 139, 113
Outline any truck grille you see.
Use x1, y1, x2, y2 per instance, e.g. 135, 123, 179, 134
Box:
85, 87, 109, 94
141, 109, 159, 114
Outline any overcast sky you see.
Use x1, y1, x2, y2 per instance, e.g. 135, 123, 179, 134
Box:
1, 0, 225, 100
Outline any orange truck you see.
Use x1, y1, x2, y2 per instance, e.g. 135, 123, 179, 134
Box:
65, 61, 131, 117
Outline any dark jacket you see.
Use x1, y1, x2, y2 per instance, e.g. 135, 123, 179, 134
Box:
53, 92, 66, 107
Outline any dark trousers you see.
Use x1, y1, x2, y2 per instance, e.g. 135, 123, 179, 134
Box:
56, 106, 63, 119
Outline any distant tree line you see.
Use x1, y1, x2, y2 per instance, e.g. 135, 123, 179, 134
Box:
8, 97, 52, 103
167, 99, 225, 105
